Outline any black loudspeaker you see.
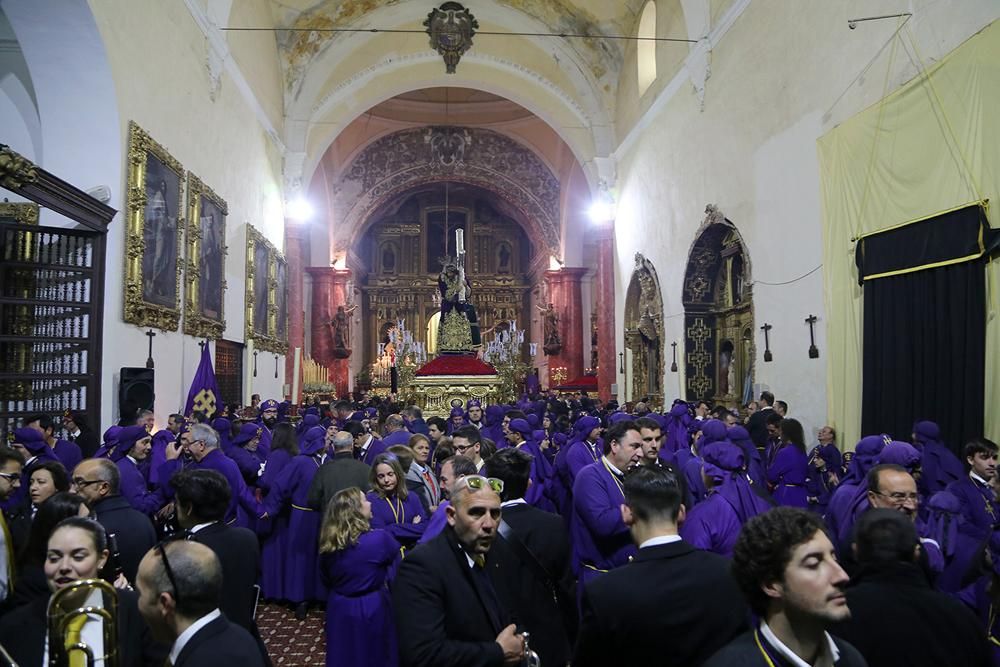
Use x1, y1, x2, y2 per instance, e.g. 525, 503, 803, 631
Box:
120, 367, 155, 416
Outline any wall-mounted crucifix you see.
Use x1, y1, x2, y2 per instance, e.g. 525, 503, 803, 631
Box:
670, 341, 678, 372
805, 314, 820, 359
761, 323, 773, 362
253, 350, 258, 378
145, 330, 156, 369
275, 354, 279, 379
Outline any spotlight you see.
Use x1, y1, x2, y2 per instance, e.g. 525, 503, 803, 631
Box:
588, 199, 614, 224
848, 21, 857, 29
287, 197, 314, 222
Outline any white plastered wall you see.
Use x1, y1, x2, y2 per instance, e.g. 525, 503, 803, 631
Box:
0, 0, 288, 430
612, 0, 1000, 442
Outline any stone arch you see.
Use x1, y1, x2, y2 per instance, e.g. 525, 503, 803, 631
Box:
336, 126, 561, 256
682, 204, 754, 405
624, 253, 665, 406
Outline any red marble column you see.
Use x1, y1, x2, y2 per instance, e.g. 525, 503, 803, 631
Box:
306, 267, 334, 378
595, 224, 616, 404
285, 222, 306, 404
544, 267, 587, 387
329, 269, 353, 399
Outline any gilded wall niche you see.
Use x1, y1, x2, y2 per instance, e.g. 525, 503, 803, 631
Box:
624, 253, 665, 407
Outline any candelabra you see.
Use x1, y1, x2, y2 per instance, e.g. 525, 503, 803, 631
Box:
373, 319, 427, 394
483, 321, 530, 402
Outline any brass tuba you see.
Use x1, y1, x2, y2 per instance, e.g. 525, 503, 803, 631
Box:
47, 578, 119, 667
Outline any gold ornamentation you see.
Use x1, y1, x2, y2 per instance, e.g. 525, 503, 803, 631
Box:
438, 310, 473, 352
423, 2, 478, 74
122, 122, 185, 331
410, 375, 498, 418
183, 173, 227, 339
0, 202, 39, 225
245, 225, 287, 354
550, 366, 568, 386
0, 145, 38, 191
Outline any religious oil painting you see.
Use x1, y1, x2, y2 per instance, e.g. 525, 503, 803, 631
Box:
275, 255, 288, 341
245, 225, 286, 354
123, 121, 185, 331
183, 173, 228, 339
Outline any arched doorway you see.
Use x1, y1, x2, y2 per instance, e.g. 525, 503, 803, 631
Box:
682, 205, 754, 406
624, 253, 664, 407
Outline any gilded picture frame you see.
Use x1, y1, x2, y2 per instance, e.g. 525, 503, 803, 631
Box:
123, 121, 185, 330
184, 173, 228, 339
245, 225, 286, 354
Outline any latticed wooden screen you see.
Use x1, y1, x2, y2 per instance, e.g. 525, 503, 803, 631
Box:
0, 214, 106, 438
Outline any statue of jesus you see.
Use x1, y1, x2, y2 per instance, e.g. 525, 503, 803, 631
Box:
437, 229, 481, 352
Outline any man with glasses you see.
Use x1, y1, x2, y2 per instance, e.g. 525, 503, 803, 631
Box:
72, 458, 156, 583
136, 540, 264, 666
393, 473, 525, 667
0, 447, 24, 606
452, 425, 485, 472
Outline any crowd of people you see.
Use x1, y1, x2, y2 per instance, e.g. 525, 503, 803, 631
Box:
0, 388, 996, 666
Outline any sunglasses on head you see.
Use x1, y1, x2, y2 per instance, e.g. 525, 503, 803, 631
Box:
457, 475, 504, 495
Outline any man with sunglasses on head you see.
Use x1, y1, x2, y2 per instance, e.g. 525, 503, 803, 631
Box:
394, 473, 525, 667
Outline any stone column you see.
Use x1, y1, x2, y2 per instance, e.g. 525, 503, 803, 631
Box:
544, 267, 587, 387
306, 267, 334, 375
285, 222, 306, 404
595, 224, 616, 404
328, 268, 353, 398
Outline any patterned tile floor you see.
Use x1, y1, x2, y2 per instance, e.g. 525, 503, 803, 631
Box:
258, 602, 326, 665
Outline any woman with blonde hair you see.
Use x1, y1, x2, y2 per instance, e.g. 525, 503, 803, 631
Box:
320, 487, 400, 667
366, 452, 427, 546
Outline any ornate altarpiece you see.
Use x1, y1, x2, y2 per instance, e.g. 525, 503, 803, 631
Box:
682, 205, 754, 405
356, 188, 533, 372
624, 253, 665, 407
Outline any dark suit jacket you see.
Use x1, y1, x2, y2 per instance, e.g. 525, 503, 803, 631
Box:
187, 522, 259, 630
73, 428, 100, 459
393, 527, 509, 667
830, 561, 990, 667
173, 613, 264, 667
704, 629, 867, 666
0, 588, 168, 666
746, 406, 773, 448
92, 494, 157, 583
490, 502, 575, 666
307, 451, 371, 512
574, 539, 748, 667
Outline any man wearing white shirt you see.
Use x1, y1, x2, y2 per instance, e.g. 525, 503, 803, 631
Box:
135, 540, 263, 667
575, 466, 746, 666
706, 507, 867, 667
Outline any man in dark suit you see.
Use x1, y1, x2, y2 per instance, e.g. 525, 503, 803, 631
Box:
830, 509, 990, 666
574, 466, 747, 667
393, 474, 525, 667
135, 540, 264, 667
308, 430, 370, 512
71, 458, 156, 583
485, 448, 576, 666
171, 469, 261, 635
746, 390, 776, 448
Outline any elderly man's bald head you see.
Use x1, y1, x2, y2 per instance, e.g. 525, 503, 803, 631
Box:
137, 539, 222, 623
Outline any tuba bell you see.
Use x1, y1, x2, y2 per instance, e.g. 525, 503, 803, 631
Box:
47, 578, 119, 667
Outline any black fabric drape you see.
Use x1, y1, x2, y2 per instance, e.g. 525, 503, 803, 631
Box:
860, 205, 990, 455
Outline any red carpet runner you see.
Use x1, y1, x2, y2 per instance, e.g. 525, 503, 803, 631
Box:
258, 602, 326, 665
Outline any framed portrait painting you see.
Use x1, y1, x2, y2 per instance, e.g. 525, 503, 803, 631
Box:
245, 225, 286, 354
123, 121, 185, 330
184, 174, 228, 339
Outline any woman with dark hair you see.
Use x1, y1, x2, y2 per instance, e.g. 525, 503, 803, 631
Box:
28, 460, 69, 514
259, 422, 299, 493
319, 487, 400, 667
0, 517, 166, 665
366, 453, 426, 547
767, 418, 810, 508
14, 492, 89, 605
